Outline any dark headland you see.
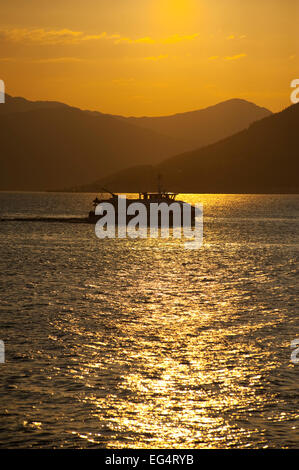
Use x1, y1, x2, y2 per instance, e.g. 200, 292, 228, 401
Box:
0, 94, 279, 193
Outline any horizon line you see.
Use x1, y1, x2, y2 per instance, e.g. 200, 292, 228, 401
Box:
4, 91, 279, 118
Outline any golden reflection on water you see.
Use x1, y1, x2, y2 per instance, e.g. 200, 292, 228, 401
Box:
65, 249, 284, 447
61, 191, 299, 447
1, 194, 298, 448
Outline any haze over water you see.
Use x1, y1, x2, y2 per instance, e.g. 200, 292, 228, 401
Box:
0, 193, 298, 448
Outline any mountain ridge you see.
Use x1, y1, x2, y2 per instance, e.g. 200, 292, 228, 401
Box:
90, 98, 272, 149
77, 103, 298, 194
0, 94, 273, 191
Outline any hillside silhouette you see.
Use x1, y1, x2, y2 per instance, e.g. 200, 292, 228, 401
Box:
0, 96, 188, 190
0, 95, 271, 191
120, 99, 271, 148
0, 94, 68, 115
83, 103, 299, 194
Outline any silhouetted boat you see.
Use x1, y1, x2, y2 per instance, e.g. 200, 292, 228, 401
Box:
88, 188, 196, 226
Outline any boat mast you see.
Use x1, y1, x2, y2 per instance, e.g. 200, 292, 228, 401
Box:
101, 187, 116, 198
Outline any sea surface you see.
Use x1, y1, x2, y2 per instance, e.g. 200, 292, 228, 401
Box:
0, 192, 298, 448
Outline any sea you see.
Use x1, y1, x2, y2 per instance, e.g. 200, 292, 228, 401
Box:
0, 192, 298, 448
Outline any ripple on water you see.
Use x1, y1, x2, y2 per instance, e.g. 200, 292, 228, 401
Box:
0, 194, 298, 448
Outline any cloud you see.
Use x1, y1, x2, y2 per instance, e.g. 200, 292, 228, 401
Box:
208, 54, 247, 61
32, 57, 89, 63
226, 34, 247, 40
224, 53, 247, 61
114, 36, 156, 45
161, 33, 199, 44
0, 28, 199, 47
112, 78, 135, 85
143, 54, 169, 61
0, 57, 16, 62
0, 28, 124, 45
0, 56, 90, 63
0, 28, 86, 45
114, 33, 199, 45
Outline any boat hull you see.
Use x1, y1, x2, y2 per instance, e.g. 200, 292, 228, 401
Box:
88, 199, 196, 227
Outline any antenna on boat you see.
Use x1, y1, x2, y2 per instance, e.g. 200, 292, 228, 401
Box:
101, 187, 116, 198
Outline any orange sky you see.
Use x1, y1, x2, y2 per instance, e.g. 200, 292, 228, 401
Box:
0, 0, 298, 115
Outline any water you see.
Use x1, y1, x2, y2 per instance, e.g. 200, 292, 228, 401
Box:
0, 192, 298, 448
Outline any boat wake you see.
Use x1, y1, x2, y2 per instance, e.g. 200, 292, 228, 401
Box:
0, 216, 90, 224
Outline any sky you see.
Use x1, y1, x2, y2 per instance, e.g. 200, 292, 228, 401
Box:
0, 0, 298, 115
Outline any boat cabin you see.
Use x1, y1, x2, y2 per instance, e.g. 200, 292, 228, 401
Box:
139, 192, 177, 201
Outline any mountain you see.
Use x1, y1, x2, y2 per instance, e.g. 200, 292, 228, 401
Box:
0, 95, 271, 191
83, 103, 299, 193
0, 96, 188, 191
119, 99, 271, 149
0, 93, 68, 115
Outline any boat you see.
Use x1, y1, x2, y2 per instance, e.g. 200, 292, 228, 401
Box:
88, 187, 197, 226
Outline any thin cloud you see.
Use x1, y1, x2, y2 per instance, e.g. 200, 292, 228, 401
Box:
0, 57, 16, 62
0, 28, 85, 45
32, 57, 89, 63
208, 54, 247, 61
224, 53, 247, 61
0, 56, 90, 63
112, 78, 136, 85
0, 28, 122, 45
161, 33, 199, 44
115, 33, 199, 45
143, 54, 169, 61
226, 34, 247, 40
114, 36, 156, 45
0, 28, 199, 47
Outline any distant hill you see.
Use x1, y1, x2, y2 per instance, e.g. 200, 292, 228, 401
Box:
0, 94, 68, 115
0, 96, 188, 191
83, 103, 299, 193
119, 99, 271, 149
0, 95, 271, 191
